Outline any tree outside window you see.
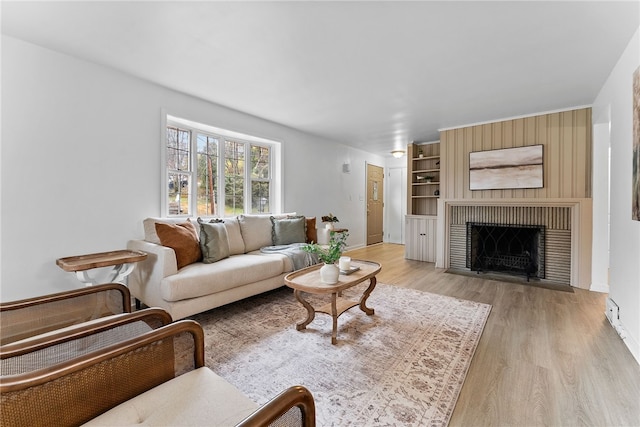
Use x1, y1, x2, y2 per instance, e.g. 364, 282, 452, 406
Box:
165, 120, 274, 217
196, 134, 218, 216
251, 145, 270, 213
225, 140, 245, 216
166, 126, 191, 215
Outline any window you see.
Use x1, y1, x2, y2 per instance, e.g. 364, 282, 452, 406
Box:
164, 116, 279, 217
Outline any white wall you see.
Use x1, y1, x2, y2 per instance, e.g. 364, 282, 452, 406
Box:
591, 122, 611, 293
592, 28, 640, 363
0, 36, 385, 301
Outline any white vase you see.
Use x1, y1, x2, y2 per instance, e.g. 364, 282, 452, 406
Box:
325, 223, 334, 230
320, 263, 340, 284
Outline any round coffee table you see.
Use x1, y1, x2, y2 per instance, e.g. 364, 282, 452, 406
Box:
284, 259, 382, 344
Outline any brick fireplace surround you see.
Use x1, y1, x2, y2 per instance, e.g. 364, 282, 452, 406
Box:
437, 199, 593, 289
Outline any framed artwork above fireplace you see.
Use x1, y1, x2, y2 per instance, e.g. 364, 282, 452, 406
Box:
469, 145, 544, 190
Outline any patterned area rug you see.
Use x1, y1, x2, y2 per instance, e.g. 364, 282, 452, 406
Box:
191, 283, 491, 426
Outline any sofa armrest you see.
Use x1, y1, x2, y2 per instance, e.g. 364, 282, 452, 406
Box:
126, 240, 178, 304
237, 385, 316, 427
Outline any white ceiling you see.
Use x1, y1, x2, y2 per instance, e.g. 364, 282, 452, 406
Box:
2, 1, 639, 156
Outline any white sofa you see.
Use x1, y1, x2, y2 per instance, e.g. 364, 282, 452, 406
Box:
127, 214, 326, 320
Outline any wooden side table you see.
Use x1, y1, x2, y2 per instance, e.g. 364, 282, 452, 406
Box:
284, 259, 381, 344
331, 228, 349, 233
56, 250, 147, 286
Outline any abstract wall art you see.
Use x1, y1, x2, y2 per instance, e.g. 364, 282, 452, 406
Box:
469, 145, 543, 191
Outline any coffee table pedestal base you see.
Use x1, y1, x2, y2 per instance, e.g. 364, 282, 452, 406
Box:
294, 278, 377, 344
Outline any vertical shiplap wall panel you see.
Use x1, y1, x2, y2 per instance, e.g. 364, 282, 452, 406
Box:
561, 111, 574, 198
441, 108, 592, 200
536, 115, 550, 199
456, 129, 469, 200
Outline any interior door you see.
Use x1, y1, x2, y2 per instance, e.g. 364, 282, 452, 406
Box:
386, 167, 406, 244
367, 163, 384, 245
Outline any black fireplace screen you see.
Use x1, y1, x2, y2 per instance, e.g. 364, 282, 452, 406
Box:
466, 222, 545, 280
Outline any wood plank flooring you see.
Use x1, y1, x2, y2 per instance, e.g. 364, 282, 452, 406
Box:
345, 243, 640, 427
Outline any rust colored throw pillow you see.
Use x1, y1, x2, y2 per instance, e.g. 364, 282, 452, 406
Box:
305, 217, 317, 243
155, 221, 202, 269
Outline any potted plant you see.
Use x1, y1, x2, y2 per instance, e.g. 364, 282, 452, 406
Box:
418, 147, 424, 158
303, 231, 349, 284
321, 213, 339, 230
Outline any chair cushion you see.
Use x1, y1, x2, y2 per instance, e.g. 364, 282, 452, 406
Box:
82, 367, 258, 426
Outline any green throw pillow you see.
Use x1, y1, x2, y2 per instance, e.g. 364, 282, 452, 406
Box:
197, 218, 230, 263
271, 216, 307, 246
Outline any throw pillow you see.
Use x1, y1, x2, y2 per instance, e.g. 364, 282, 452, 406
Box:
222, 218, 246, 255
271, 216, 307, 246
155, 220, 202, 269
143, 218, 185, 244
197, 218, 230, 264
305, 216, 317, 243
238, 214, 274, 252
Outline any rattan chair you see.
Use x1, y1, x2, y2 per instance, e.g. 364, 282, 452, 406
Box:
0, 319, 316, 427
1, 307, 172, 377
0, 283, 132, 345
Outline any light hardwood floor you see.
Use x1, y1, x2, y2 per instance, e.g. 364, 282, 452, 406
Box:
345, 243, 640, 427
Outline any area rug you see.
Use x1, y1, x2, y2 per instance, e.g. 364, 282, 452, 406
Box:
191, 283, 492, 426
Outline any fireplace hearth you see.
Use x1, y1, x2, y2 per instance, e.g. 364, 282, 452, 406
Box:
466, 222, 545, 280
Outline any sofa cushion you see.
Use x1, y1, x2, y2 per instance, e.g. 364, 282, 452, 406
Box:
271, 216, 307, 246
155, 221, 202, 270
237, 215, 275, 252
197, 219, 230, 264
305, 217, 317, 243
160, 254, 285, 302
143, 218, 192, 244
223, 218, 245, 255
82, 367, 257, 426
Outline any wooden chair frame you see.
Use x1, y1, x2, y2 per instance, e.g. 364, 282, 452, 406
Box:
1, 283, 132, 345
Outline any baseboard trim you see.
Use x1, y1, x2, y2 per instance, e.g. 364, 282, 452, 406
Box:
620, 320, 640, 365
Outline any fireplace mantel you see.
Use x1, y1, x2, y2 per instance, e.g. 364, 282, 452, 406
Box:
436, 198, 593, 289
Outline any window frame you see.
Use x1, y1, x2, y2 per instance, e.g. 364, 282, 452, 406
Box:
162, 114, 281, 218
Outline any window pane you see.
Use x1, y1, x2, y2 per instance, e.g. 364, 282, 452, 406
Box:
251, 181, 270, 213
196, 134, 219, 216
167, 126, 190, 171
167, 173, 190, 215
165, 118, 277, 217
225, 140, 245, 215
251, 145, 270, 179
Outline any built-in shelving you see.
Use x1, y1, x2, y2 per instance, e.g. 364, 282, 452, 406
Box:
407, 141, 440, 216
405, 141, 441, 262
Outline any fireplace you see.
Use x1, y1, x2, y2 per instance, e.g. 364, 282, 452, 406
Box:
466, 222, 545, 280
